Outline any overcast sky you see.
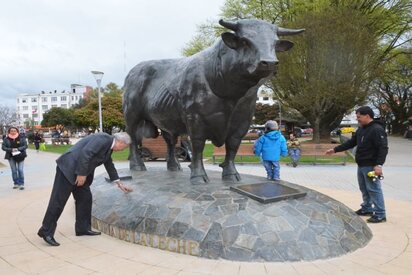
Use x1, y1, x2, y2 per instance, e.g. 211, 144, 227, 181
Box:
0, 0, 225, 107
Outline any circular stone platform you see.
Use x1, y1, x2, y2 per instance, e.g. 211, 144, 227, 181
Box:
91, 168, 372, 262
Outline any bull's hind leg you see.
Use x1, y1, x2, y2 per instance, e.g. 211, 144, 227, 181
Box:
162, 131, 182, 171
220, 136, 242, 182
189, 139, 209, 184
128, 123, 147, 171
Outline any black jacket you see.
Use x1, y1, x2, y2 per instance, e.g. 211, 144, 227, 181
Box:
334, 120, 388, 167
56, 133, 119, 185
2, 135, 28, 160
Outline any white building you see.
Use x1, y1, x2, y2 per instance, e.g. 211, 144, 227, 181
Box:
256, 86, 276, 105
16, 84, 91, 126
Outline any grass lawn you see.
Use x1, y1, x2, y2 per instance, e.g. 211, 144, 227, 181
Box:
29, 142, 354, 164
28, 144, 130, 161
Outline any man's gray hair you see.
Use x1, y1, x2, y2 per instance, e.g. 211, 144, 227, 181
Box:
113, 132, 132, 144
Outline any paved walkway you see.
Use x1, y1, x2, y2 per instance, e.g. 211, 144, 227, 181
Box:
0, 136, 411, 274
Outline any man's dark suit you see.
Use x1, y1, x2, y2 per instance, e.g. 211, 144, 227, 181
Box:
38, 133, 120, 237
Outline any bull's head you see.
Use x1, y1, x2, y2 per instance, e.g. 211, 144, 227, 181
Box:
219, 19, 304, 77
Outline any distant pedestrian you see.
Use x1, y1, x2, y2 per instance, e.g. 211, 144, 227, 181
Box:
33, 131, 42, 152
326, 106, 388, 223
2, 127, 28, 190
287, 133, 301, 167
254, 120, 288, 180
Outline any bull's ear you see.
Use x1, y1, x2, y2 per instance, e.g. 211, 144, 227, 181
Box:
276, 40, 294, 52
221, 32, 240, 49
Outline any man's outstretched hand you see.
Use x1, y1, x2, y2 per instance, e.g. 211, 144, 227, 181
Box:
75, 175, 87, 187
325, 149, 335, 155
116, 181, 133, 193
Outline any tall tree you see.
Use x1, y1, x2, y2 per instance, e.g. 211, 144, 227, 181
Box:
73, 84, 125, 134
183, 0, 412, 141
0, 105, 17, 135
41, 107, 75, 129
370, 51, 412, 134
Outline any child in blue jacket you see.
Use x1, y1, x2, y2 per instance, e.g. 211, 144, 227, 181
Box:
254, 120, 288, 180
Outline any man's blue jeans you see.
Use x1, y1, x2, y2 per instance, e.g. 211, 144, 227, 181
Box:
263, 160, 280, 180
289, 148, 301, 164
357, 166, 386, 218
8, 158, 24, 186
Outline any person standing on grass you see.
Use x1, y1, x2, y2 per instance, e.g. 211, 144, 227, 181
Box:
254, 120, 288, 180
287, 133, 301, 167
326, 106, 388, 223
2, 127, 27, 190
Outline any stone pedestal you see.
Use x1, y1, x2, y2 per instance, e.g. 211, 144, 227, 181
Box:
91, 168, 372, 262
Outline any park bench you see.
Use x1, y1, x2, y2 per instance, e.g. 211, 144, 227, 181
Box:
299, 143, 347, 165
137, 136, 189, 161
242, 132, 259, 142
212, 144, 255, 164
51, 137, 71, 145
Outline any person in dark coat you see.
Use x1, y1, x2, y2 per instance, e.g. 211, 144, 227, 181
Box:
326, 106, 388, 223
37, 132, 133, 246
33, 131, 43, 152
2, 127, 28, 190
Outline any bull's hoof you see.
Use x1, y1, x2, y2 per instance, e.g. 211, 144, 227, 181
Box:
167, 161, 182, 171
222, 172, 241, 182
130, 165, 147, 171
167, 165, 182, 172
190, 175, 210, 185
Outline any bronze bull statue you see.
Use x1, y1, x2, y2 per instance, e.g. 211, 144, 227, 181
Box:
123, 19, 304, 184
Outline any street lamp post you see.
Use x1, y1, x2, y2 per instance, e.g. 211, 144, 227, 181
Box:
91, 71, 104, 132
278, 100, 282, 131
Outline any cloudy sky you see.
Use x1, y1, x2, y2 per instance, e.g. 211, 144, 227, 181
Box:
0, 0, 225, 107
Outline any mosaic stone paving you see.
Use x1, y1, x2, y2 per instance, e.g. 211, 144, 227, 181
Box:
91, 168, 372, 262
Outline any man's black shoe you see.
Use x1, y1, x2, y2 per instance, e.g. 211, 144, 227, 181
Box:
367, 216, 387, 223
355, 209, 373, 216
76, 230, 102, 236
37, 232, 60, 246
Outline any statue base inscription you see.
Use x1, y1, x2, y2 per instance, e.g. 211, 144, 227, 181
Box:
91, 168, 372, 262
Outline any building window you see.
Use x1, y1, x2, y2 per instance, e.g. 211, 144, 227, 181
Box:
22, 106, 28, 110
263, 97, 269, 101
17, 99, 19, 103
42, 97, 48, 102
42, 105, 48, 110
61, 104, 67, 108
51, 104, 58, 108
61, 96, 67, 101
32, 114, 38, 118
51, 97, 57, 102
17, 107, 20, 111
31, 97, 37, 102
23, 114, 29, 118
72, 96, 74, 100
22, 98, 27, 103
32, 106, 37, 110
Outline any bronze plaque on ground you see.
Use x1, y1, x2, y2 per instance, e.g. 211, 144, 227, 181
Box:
230, 182, 306, 203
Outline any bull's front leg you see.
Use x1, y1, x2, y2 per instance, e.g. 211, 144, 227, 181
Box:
189, 139, 209, 184
220, 136, 242, 182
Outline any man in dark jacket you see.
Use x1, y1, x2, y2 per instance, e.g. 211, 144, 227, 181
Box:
37, 132, 133, 246
326, 106, 388, 223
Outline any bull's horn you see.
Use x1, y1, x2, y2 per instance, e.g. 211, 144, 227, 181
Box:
219, 19, 239, 31
277, 27, 305, 36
